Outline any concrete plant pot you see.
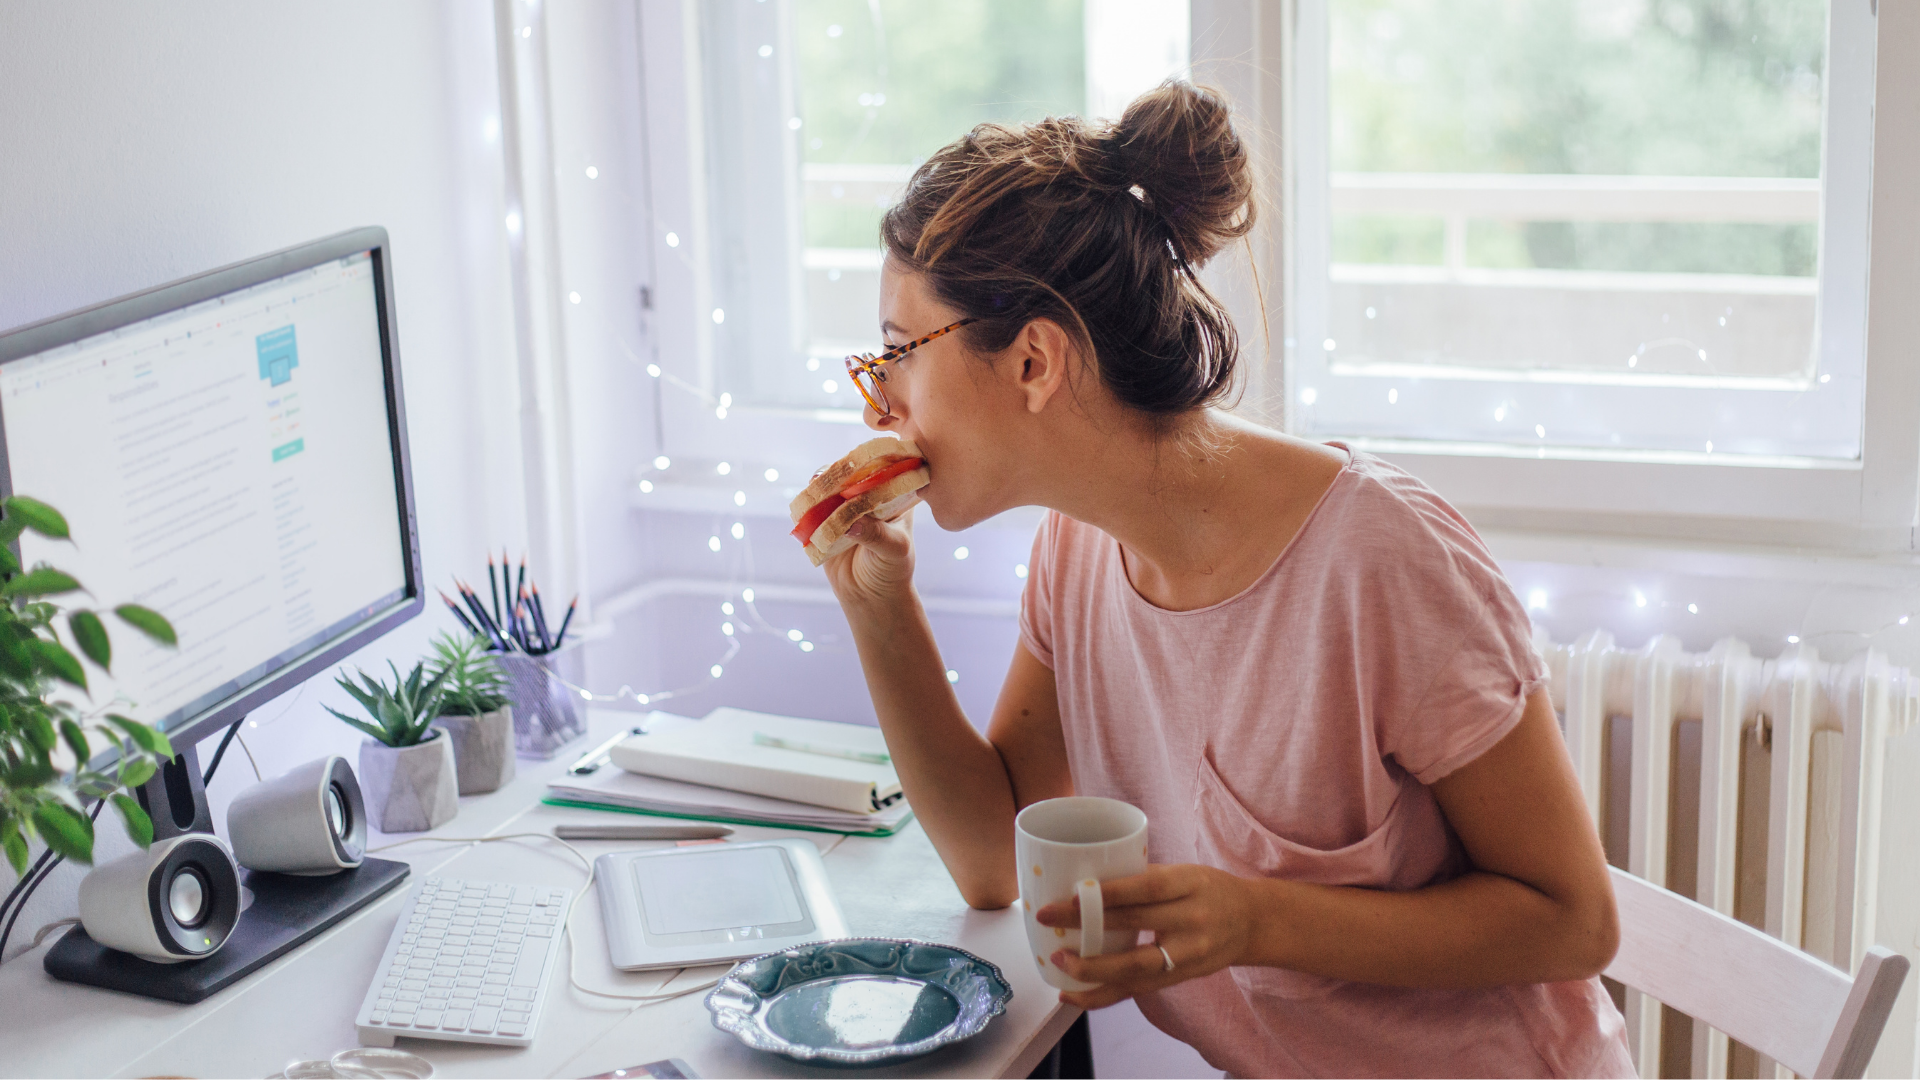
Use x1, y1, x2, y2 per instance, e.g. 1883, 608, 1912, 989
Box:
358, 729, 459, 833
438, 706, 516, 795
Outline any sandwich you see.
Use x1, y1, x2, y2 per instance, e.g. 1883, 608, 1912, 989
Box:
788, 437, 930, 566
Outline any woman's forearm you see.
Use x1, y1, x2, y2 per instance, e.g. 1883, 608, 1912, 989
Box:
1243, 868, 1618, 988
843, 590, 1022, 908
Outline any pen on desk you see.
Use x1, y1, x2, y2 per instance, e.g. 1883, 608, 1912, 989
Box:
567, 723, 649, 775
752, 732, 892, 765
553, 597, 576, 648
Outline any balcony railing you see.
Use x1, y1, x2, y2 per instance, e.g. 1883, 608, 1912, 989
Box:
799, 166, 1823, 379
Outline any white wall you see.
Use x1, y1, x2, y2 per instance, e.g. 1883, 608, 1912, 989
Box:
0, 0, 534, 957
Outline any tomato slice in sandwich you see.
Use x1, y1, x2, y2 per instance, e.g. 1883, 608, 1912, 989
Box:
790, 494, 846, 546
837, 456, 924, 499
789, 456, 926, 548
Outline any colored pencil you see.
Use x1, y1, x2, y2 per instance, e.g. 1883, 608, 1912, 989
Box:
530, 583, 553, 651
439, 590, 481, 637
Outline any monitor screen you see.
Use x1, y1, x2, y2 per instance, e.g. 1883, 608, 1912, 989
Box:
0, 248, 409, 739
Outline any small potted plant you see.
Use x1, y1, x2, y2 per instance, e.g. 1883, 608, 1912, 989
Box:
326, 661, 456, 833
429, 631, 515, 795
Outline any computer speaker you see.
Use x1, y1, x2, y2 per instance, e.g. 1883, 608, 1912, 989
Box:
77, 833, 242, 962
227, 755, 367, 875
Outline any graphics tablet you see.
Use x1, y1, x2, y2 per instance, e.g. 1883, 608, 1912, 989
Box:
595, 839, 847, 970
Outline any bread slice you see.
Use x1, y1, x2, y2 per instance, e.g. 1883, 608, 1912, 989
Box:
790, 437, 931, 567
789, 437, 926, 520
802, 474, 928, 566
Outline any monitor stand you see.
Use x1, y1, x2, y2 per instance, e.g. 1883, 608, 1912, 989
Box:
43, 737, 412, 1004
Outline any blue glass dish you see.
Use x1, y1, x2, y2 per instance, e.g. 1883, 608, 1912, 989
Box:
706, 937, 1014, 1067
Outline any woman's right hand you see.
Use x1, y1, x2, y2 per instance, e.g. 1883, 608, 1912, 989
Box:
822, 505, 918, 608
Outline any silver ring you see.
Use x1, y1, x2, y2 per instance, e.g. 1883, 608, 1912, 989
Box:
1157, 943, 1175, 972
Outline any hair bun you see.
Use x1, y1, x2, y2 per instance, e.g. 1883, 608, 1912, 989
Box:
881, 80, 1255, 417
1108, 81, 1254, 266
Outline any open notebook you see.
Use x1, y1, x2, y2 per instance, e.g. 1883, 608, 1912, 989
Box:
608, 707, 902, 815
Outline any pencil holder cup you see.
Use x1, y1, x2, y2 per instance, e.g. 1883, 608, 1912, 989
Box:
495, 645, 588, 759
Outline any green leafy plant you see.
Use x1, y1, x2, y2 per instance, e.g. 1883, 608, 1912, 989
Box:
0, 496, 179, 873
429, 632, 510, 718
326, 660, 452, 748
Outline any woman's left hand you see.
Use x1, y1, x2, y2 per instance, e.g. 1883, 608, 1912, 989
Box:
1036, 863, 1265, 1009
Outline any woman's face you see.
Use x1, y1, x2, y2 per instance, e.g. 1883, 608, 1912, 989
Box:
865, 262, 1032, 531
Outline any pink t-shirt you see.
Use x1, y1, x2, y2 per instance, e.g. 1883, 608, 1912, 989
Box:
1018, 447, 1632, 1079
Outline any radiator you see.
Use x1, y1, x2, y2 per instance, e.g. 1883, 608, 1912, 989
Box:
1537, 630, 1920, 1079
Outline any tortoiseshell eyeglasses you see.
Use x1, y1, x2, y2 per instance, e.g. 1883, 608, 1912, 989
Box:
844, 318, 976, 417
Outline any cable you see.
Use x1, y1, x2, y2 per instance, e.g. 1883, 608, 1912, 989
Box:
0, 846, 59, 935
201, 717, 245, 785
29, 917, 77, 950
0, 798, 106, 962
366, 832, 721, 1006
234, 731, 264, 783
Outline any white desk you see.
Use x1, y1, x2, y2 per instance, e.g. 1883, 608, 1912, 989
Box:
0, 708, 1077, 1079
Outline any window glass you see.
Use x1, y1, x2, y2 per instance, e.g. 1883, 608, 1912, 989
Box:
1293, 0, 1862, 460
700, 0, 1188, 410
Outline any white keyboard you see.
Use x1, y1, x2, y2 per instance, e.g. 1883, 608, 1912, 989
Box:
355, 875, 572, 1048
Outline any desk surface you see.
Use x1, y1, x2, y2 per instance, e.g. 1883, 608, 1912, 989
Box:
0, 708, 1076, 1079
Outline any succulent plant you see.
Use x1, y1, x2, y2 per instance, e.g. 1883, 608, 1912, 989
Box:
429, 631, 510, 718
326, 660, 452, 748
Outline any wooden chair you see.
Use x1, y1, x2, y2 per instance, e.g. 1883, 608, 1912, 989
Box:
1606, 867, 1910, 1079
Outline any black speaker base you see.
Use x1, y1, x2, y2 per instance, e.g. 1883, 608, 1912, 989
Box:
43, 857, 410, 1004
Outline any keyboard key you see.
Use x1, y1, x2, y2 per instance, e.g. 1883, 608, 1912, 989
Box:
499, 1023, 528, 1037
444, 1010, 470, 1030
451, 987, 479, 1001
456, 977, 483, 989
428, 977, 453, 989
400, 979, 426, 991
508, 987, 536, 1002
396, 990, 424, 1003
415, 1010, 444, 1028
470, 1006, 499, 1032
479, 994, 505, 1006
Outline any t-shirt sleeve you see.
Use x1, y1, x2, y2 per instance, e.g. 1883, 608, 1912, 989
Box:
1017, 512, 1057, 670
1373, 507, 1549, 786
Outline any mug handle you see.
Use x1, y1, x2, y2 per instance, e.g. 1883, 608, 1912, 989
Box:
1077, 878, 1104, 958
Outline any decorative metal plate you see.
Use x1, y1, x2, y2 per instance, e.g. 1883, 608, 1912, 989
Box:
706, 937, 1014, 1067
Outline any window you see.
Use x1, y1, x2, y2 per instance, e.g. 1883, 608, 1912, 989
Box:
695, 0, 1190, 413
1288, 0, 1871, 462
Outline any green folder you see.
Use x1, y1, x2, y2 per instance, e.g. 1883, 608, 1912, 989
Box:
541, 797, 915, 838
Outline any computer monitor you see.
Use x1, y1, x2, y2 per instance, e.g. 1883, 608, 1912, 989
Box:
0, 227, 422, 786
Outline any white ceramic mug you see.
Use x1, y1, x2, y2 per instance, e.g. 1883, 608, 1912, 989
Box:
1015, 796, 1150, 991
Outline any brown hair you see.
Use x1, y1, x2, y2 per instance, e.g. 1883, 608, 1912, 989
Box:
879, 80, 1255, 417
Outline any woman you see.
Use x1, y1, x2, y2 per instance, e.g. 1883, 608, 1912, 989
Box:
821, 81, 1633, 1078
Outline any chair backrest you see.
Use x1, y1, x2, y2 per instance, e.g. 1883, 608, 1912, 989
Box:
1605, 867, 1909, 1079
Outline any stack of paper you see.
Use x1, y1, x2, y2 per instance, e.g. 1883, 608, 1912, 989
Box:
610, 707, 902, 814
544, 709, 914, 836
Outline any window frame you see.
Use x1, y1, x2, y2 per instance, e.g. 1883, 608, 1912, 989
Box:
1248, 0, 1920, 548
640, 0, 1920, 550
